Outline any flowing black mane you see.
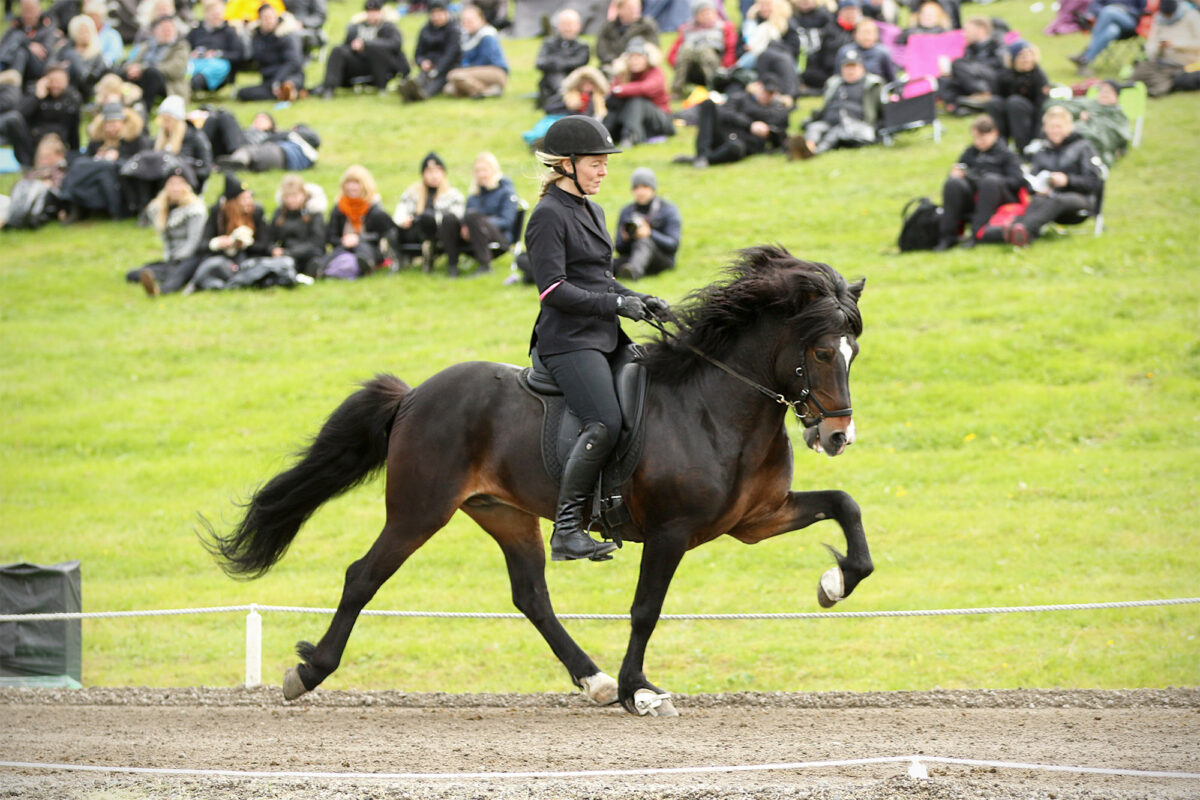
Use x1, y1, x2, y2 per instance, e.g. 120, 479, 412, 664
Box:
639, 246, 864, 385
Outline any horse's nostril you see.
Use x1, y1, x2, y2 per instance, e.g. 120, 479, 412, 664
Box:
829, 432, 847, 449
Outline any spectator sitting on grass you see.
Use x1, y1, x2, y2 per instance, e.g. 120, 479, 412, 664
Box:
435, 151, 519, 278
934, 114, 1025, 251
596, 0, 661, 74
321, 163, 392, 278
896, 0, 950, 44
1057, 80, 1131, 166
675, 76, 791, 167
0, 62, 80, 168
444, 4, 509, 99
398, 0, 460, 101
268, 172, 327, 277
234, 3, 305, 102
120, 14, 190, 109
127, 165, 207, 294
667, 0, 737, 99
58, 101, 149, 222
187, 0, 245, 94
604, 37, 674, 148
535, 9, 591, 110
313, 0, 408, 98
613, 167, 681, 279
799, 0, 859, 95
996, 105, 1105, 247
837, 18, 896, 82
793, 48, 882, 157
1130, 0, 1200, 95
523, 65, 611, 148
388, 151, 464, 268
982, 41, 1049, 155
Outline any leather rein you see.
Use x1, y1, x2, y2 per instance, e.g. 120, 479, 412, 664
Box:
643, 312, 853, 428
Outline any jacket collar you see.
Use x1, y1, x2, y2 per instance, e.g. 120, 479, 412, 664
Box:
549, 183, 608, 241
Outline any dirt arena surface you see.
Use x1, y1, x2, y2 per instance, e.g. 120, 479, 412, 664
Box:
1, 687, 1197, 799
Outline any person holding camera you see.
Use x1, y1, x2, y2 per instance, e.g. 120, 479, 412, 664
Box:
934, 114, 1024, 250
527, 115, 670, 562
613, 167, 681, 280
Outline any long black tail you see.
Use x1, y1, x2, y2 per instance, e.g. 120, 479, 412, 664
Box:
200, 374, 411, 578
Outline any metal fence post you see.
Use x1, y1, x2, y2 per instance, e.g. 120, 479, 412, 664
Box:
245, 604, 262, 688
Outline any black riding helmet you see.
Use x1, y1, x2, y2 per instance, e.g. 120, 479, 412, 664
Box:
543, 115, 621, 196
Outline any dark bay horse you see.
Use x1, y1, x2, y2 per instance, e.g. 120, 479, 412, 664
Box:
204, 246, 873, 716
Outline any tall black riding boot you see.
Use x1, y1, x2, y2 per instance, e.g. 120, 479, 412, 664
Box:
550, 421, 619, 562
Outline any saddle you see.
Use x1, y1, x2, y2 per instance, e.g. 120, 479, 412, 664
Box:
518, 349, 649, 543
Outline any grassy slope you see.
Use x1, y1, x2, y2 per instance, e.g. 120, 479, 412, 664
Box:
0, 0, 1197, 692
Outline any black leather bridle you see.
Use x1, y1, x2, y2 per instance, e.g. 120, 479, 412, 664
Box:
644, 312, 853, 428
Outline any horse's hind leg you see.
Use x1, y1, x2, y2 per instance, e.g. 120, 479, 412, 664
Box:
462, 497, 617, 705
284, 516, 438, 700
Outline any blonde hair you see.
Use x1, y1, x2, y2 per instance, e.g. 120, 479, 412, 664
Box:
339, 164, 379, 202
469, 151, 502, 195
1042, 105, 1072, 124
152, 176, 198, 233
154, 113, 186, 153
915, 0, 950, 28
67, 15, 101, 58
965, 15, 992, 34
533, 150, 566, 199
279, 172, 309, 200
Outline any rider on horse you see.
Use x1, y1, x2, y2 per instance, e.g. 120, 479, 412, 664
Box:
526, 115, 670, 562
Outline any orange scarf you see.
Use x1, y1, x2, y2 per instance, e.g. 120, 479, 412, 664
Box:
337, 195, 370, 232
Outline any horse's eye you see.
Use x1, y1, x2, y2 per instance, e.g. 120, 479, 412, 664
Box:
814, 349, 834, 364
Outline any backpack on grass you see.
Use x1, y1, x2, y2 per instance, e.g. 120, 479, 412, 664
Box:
898, 196, 944, 252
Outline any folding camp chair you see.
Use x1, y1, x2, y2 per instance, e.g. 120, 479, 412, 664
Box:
879, 76, 943, 144
1090, 0, 1159, 75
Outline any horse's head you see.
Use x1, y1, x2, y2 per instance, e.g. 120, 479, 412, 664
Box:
771, 261, 864, 458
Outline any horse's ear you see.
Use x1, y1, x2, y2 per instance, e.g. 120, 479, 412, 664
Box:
848, 278, 865, 301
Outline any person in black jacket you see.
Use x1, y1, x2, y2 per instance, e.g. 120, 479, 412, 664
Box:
398, 0, 460, 101
612, 166, 682, 279
535, 8, 590, 110
0, 0, 60, 88
0, 63, 80, 166
1005, 105, 1105, 246
268, 173, 326, 276
313, 0, 408, 97
235, 4, 306, 102
982, 42, 1049, 154
940, 16, 1006, 113
799, 0, 858, 94
935, 114, 1025, 250
675, 77, 791, 167
526, 115, 669, 562
59, 101, 150, 220
187, 0, 245, 93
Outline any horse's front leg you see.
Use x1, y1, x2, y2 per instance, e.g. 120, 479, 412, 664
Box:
729, 489, 873, 608
617, 529, 689, 717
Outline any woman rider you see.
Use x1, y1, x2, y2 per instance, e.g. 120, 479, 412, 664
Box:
527, 115, 670, 562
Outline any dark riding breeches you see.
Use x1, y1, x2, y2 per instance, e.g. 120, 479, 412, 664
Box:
538, 347, 632, 459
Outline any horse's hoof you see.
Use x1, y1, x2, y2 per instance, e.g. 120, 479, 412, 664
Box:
633, 689, 677, 717
580, 672, 619, 705
817, 566, 844, 609
282, 666, 309, 701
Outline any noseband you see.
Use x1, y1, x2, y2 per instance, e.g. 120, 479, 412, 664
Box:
645, 315, 853, 428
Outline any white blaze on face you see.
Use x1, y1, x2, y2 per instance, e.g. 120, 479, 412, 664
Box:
837, 336, 857, 445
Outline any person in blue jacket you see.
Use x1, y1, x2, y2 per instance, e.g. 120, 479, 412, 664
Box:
444, 4, 509, 98
436, 151, 518, 277
526, 115, 670, 562
612, 166, 682, 279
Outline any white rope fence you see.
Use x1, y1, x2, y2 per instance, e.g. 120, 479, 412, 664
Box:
1, 754, 1198, 782
1, 597, 1196, 687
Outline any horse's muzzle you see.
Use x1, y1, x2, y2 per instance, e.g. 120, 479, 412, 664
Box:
804, 417, 856, 457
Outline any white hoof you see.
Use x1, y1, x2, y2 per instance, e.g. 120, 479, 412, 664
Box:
580, 672, 619, 705
633, 689, 678, 717
282, 666, 309, 701
817, 566, 844, 608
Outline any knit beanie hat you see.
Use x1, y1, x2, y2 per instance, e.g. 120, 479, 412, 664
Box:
420, 151, 446, 173
630, 167, 657, 190
158, 94, 186, 120
223, 171, 246, 200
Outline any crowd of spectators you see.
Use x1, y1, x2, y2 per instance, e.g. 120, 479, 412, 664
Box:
0, 0, 1196, 287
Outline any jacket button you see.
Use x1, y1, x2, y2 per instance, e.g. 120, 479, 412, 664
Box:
604, 270, 613, 278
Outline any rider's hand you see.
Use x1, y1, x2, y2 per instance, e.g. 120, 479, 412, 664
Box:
643, 296, 670, 319
616, 295, 647, 321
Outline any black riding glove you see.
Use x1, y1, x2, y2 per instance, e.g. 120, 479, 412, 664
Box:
643, 296, 670, 319
616, 295, 647, 321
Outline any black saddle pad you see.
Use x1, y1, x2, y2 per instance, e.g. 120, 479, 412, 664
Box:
517, 361, 648, 492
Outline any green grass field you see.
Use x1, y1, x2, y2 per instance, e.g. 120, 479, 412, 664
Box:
1, 0, 1197, 694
